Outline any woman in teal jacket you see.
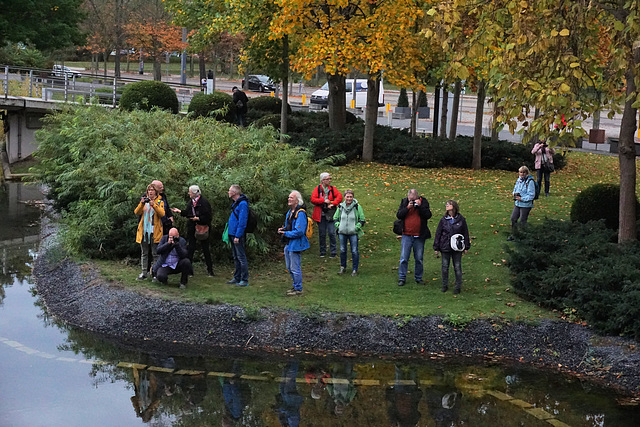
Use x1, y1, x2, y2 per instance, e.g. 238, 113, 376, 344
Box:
333, 189, 365, 276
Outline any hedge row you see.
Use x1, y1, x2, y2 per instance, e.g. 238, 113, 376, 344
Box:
253, 111, 566, 172
507, 219, 640, 339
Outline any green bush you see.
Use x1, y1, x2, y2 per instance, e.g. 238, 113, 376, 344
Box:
251, 114, 284, 130
397, 88, 409, 107
0, 43, 47, 68
507, 219, 640, 339
417, 90, 428, 107
119, 81, 179, 114
570, 183, 639, 229
33, 106, 319, 259
248, 96, 291, 114
188, 91, 236, 123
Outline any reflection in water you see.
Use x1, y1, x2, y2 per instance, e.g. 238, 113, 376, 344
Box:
2, 182, 640, 426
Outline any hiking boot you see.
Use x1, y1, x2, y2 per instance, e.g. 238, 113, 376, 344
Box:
416, 279, 425, 285
351, 270, 357, 277
338, 266, 346, 275
453, 287, 461, 295
286, 289, 303, 296
226, 279, 239, 285
236, 281, 249, 287
330, 254, 337, 259
398, 280, 405, 287
441, 285, 448, 292
137, 273, 147, 280
207, 271, 215, 277
179, 283, 186, 289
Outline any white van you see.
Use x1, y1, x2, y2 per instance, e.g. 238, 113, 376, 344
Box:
310, 78, 384, 109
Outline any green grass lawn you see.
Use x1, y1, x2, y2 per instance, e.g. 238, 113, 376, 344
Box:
96, 151, 625, 322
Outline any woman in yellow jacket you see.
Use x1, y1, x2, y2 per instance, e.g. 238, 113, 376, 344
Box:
134, 183, 165, 280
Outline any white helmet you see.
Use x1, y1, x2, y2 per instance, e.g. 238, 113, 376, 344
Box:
450, 234, 465, 252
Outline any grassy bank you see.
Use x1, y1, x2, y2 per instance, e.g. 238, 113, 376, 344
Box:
96, 151, 623, 322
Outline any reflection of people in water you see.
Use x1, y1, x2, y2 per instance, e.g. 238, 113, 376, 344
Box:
221, 362, 251, 426
386, 364, 423, 427
304, 367, 330, 400
326, 362, 357, 416
277, 361, 304, 427
425, 384, 461, 426
130, 368, 163, 423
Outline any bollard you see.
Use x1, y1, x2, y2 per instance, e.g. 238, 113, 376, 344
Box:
270, 91, 274, 97
351, 99, 355, 109
302, 94, 306, 105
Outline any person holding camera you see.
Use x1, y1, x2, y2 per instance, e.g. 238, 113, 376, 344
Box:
171, 185, 214, 277
396, 189, 432, 287
310, 172, 343, 258
508, 166, 536, 241
154, 227, 192, 289
433, 200, 470, 294
531, 140, 555, 197
134, 183, 166, 280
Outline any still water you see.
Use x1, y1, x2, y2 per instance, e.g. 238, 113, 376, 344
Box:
1, 182, 640, 427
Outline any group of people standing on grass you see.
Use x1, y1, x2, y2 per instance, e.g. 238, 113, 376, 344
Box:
134, 181, 250, 290
133, 141, 553, 296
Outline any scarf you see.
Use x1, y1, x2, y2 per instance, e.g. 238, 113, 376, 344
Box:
142, 201, 154, 243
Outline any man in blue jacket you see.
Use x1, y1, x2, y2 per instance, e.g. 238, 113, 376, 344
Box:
227, 185, 250, 287
155, 227, 193, 289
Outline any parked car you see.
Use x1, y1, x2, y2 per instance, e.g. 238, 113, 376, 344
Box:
310, 79, 385, 109
51, 65, 82, 78
242, 74, 277, 92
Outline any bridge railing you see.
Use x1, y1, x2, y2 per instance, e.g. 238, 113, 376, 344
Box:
2, 65, 200, 111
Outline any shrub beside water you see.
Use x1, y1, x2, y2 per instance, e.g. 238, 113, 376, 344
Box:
507, 219, 640, 339
119, 81, 179, 114
33, 106, 318, 260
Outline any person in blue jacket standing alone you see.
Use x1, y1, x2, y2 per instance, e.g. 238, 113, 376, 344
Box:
508, 166, 536, 241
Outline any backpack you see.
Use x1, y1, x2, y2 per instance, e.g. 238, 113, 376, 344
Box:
232, 200, 258, 233
528, 176, 540, 200
294, 208, 314, 239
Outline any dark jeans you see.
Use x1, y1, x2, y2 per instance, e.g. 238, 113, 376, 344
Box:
230, 235, 249, 282
236, 112, 246, 127
187, 233, 213, 274
441, 251, 463, 290
156, 258, 193, 285
510, 206, 532, 228
537, 168, 551, 195
317, 216, 337, 256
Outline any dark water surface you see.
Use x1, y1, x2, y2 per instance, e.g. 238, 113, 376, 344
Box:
1, 183, 639, 427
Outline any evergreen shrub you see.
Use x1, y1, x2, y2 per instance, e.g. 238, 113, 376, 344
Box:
570, 183, 639, 229
417, 90, 428, 107
248, 96, 291, 114
119, 81, 179, 114
33, 106, 318, 260
252, 114, 284, 129
188, 91, 236, 123
397, 88, 409, 107
507, 219, 640, 339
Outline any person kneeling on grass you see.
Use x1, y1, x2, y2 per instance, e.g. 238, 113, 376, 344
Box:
154, 227, 193, 289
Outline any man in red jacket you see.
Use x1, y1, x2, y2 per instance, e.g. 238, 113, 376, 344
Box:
310, 172, 343, 257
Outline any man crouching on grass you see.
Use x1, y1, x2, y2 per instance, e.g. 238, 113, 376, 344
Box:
155, 227, 193, 289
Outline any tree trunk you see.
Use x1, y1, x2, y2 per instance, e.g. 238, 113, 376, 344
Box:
440, 85, 448, 138
472, 80, 486, 170
491, 101, 499, 142
433, 84, 440, 137
327, 73, 346, 131
362, 76, 380, 162
410, 90, 417, 137
449, 80, 462, 140
280, 36, 289, 142
153, 57, 162, 81
618, 63, 638, 243
199, 52, 206, 81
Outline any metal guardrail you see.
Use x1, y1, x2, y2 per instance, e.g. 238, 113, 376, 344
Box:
2, 64, 200, 110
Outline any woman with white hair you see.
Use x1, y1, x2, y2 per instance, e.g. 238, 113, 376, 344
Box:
278, 190, 310, 296
171, 185, 214, 276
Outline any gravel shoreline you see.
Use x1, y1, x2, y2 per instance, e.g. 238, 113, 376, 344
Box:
34, 215, 640, 396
